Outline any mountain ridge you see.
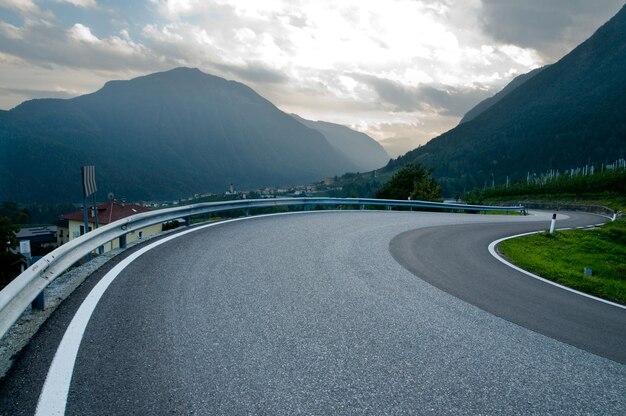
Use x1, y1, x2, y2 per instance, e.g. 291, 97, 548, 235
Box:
0, 68, 364, 203
388, 4, 626, 195
459, 66, 548, 124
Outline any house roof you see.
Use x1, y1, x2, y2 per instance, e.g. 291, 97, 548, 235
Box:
16, 226, 57, 239
61, 202, 151, 225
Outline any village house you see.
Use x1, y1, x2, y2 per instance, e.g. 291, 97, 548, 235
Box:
57, 201, 162, 253
15, 226, 58, 260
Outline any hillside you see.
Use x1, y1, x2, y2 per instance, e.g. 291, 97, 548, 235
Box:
389, 5, 626, 195
0, 68, 360, 203
459, 66, 547, 124
291, 115, 389, 172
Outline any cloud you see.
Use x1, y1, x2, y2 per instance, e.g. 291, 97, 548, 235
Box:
355, 75, 426, 112
0, 0, 56, 19
57, 0, 97, 7
0, 86, 76, 99
353, 74, 491, 116
0, 63, 111, 109
480, 0, 625, 60
361, 116, 461, 158
0, 19, 163, 71
69, 23, 99, 43
213, 62, 288, 84
0, 50, 24, 64
0, 0, 41, 15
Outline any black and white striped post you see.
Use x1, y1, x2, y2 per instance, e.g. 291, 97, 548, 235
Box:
82, 166, 98, 259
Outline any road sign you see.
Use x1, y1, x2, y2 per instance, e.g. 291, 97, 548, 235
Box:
82, 165, 97, 198
19, 240, 31, 256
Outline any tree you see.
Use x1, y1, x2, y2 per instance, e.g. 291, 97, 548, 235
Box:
375, 163, 442, 202
0, 201, 30, 224
0, 216, 23, 289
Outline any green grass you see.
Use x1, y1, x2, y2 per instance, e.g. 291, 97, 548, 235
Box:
498, 219, 626, 305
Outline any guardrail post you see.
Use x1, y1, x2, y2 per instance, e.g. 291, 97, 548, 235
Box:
32, 291, 45, 310
185, 216, 191, 227
120, 234, 127, 249
245, 209, 250, 217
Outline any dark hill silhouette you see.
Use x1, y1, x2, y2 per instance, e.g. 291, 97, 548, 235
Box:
388, 5, 626, 195
459, 66, 547, 124
0, 68, 360, 202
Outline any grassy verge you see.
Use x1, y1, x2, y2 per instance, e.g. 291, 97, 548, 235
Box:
498, 219, 626, 305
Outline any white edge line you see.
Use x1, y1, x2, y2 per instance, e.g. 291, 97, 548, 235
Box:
34, 209, 623, 414
488, 232, 626, 312
35, 212, 313, 416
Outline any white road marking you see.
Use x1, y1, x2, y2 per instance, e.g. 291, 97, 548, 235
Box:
35, 209, 620, 414
488, 232, 626, 311
34, 213, 309, 415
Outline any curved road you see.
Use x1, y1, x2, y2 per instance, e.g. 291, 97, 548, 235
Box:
390, 214, 626, 364
1, 210, 625, 415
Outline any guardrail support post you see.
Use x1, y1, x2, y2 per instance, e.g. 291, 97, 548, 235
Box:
185, 216, 191, 227
245, 209, 250, 217
120, 234, 127, 249
32, 291, 45, 310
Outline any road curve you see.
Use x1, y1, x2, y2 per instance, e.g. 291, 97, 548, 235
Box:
1, 211, 625, 415
390, 211, 626, 364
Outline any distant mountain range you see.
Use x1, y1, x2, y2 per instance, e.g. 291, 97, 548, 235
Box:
0, 68, 387, 203
291, 115, 389, 172
389, 4, 626, 195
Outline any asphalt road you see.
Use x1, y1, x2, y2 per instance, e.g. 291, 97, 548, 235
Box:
390, 213, 626, 365
1, 210, 625, 415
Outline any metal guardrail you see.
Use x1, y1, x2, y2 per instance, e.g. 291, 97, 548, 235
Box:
0, 197, 524, 340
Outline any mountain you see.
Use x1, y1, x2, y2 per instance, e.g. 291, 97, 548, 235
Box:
389, 5, 626, 195
291, 115, 389, 172
0, 68, 360, 203
459, 66, 547, 124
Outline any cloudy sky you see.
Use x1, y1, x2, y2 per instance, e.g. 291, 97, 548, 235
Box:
0, 0, 623, 157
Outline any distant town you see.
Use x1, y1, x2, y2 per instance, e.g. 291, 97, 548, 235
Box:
142, 178, 342, 209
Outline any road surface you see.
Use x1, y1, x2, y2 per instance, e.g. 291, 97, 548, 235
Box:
1, 210, 624, 415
